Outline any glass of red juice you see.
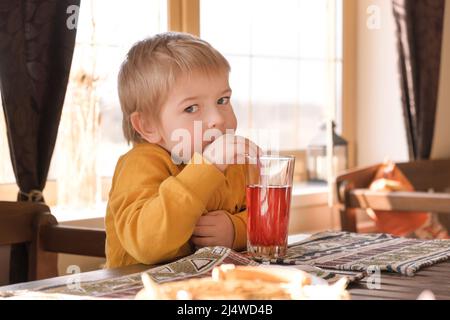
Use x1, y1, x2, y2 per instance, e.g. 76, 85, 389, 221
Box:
245, 155, 295, 259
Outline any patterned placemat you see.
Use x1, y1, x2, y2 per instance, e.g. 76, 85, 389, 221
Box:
6, 231, 447, 299
0, 246, 358, 299
254, 231, 450, 276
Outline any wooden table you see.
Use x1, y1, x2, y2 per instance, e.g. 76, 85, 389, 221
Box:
348, 260, 450, 300
1, 234, 450, 300
1, 261, 449, 300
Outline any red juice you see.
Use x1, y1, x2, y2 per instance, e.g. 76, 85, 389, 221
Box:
246, 185, 292, 248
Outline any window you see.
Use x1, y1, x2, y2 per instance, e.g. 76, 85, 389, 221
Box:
48, 0, 167, 212
200, 0, 343, 152
1, 1, 345, 214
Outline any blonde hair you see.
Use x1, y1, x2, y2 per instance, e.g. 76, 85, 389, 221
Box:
118, 32, 231, 143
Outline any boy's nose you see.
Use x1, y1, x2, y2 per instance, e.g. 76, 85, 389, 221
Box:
206, 108, 225, 129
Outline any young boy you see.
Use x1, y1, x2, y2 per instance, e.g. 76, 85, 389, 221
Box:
105, 32, 260, 268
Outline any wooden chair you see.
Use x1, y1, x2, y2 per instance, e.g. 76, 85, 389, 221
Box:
0, 201, 106, 286
336, 159, 450, 232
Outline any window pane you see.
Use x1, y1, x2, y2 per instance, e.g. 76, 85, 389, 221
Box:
227, 55, 251, 133
200, 0, 252, 55
251, 57, 299, 150
298, 60, 327, 109
298, 60, 327, 148
251, 0, 300, 58
50, 0, 167, 207
200, 0, 342, 152
335, 0, 343, 60
298, 0, 328, 59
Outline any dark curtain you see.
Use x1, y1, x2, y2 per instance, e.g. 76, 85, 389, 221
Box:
392, 0, 446, 160
0, 0, 79, 283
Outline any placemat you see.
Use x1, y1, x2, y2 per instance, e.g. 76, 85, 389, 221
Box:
254, 231, 450, 276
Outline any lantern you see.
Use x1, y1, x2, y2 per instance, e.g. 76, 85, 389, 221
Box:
306, 122, 348, 183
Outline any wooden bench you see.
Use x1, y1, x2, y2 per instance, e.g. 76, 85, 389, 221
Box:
336, 159, 450, 232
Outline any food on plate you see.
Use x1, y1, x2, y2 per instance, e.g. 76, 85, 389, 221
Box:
135, 264, 350, 300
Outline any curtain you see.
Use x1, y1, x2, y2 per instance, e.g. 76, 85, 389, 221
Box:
0, 0, 80, 202
0, 0, 79, 283
392, 0, 446, 160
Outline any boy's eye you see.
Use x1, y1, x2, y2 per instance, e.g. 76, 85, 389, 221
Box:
184, 105, 199, 113
217, 97, 230, 105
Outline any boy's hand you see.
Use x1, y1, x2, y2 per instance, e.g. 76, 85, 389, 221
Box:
202, 134, 261, 172
191, 210, 235, 249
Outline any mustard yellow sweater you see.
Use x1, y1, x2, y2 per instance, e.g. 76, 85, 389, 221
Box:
105, 142, 247, 268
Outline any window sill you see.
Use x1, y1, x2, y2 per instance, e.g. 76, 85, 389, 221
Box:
291, 182, 329, 209
50, 182, 329, 223
51, 203, 107, 223
0, 180, 330, 226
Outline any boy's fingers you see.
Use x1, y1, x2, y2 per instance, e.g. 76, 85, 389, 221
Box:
235, 154, 247, 165
204, 210, 224, 216
234, 139, 262, 158
193, 225, 215, 237
235, 144, 261, 165
196, 215, 218, 226
247, 140, 263, 157
191, 236, 214, 247
221, 135, 262, 162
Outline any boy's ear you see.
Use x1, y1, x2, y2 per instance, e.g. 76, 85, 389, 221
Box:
130, 112, 162, 144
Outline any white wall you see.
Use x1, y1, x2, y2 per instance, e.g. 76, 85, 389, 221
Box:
431, 2, 450, 159
356, 0, 409, 166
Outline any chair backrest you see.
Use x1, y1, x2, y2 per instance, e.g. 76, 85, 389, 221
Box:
0, 201, 58, 285
0, 201, 106, 286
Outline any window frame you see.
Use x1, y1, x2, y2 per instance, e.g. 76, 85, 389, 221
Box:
168, 0, 200, 36
1, 1, 357, 201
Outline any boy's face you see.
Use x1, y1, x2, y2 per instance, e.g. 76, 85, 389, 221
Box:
156, 70, 237, 160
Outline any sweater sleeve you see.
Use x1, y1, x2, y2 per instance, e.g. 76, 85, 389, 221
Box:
109, 151, 225, 265
226, 209, 248, 251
